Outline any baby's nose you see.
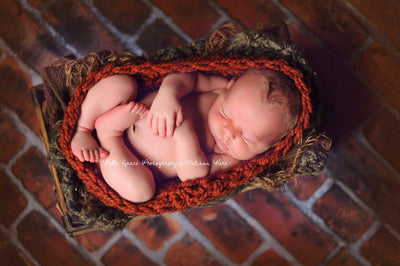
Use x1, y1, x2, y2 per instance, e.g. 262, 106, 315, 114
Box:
223, 123, 238, 140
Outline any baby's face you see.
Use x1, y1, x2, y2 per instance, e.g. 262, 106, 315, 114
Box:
208, 72, 288, 160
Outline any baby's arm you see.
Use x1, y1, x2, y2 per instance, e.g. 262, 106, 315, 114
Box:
148, 72, 229, 137
173, 119, 209, 181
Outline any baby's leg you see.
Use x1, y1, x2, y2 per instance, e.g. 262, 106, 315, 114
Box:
95, 102, 155, 203
71, 74, 138, 163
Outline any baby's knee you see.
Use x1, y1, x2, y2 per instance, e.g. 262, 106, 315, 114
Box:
99, 74, 138, 103
114, 75, 138, 101
119, 166, 156, 203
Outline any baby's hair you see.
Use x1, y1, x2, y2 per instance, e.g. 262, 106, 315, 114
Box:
246, 68, 302, 138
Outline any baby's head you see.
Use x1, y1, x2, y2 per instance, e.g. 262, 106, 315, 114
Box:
208, 68, 301, 160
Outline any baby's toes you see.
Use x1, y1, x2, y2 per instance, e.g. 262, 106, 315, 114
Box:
126, 101, 136, 112
132, 103, 145, 114
99, 147, 109, 159
82, 149, 91, 162
77, 151, 85, 162
88, 150, 95, 163
140, 109, 149, 119
137, 105, 146, 114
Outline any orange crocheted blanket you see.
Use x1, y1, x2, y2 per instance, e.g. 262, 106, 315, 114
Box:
59, 54, 312, 215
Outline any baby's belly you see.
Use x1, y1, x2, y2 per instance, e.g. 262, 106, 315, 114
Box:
125, 117, 178, 179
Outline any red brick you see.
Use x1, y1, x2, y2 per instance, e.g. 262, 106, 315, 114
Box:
101, 237, 157, 266
75, 230, 114, 252
288, 174, 326, 200
11, 147, 58, 217
327, 134, 400, 233
127, 214, 181, 250
313, 184, 373, 242
164, 234, 220, 266
42, 0, 126, 55
94, 0, 151, 34
236, 189, 335, 265
288, 22, 381, 129
151, 0, 219, 39
17, 211, 91, 265
364, 108, 400, 173
356, 43, 400, 113
0, 57, 40, 135
27, 0, 52, 10
0, 113, 26, 163
251, 249, 289, 266
0, 170, 28, 227
0, 231, 31, 265
327, 249, 360, 266
0, 0, 68, 72
281, 0, 367, 57
361, 227, 400, 265
137, 19, 184, 52
185, 204, 262, 263
215, 0, 285, 29
349, 0, 400, 48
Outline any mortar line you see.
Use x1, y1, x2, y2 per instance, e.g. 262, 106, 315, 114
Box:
339, 0, 400, 58
335, 180, 379, 219
117, 220, 186, 264
82, 0, 143, 55
240, 242, 272, 266
348, 221, 380, 266
284, 181, 347, 247
303, 175, 335, 207
319, 245, 343, 266
0, 38, 42, 86
283, 185, 375, 265
17, 0, 81, 57
1, 105, 46, 156
349, 37, 375, 64
0, 223, 40, 266
0, 52, 7, 64
354, 130, 400, 183
89, 230, 123, 265
0, 163, 98, 265
141, 0, 193, 43
171, 212, 237, 266
226, 199, 301, 266
272, 0, 400, 125
206, 0, 236, 34
150, 225, 186, 262
122, 228, 167, 265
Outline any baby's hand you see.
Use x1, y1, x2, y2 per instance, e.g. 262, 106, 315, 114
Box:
147, 91, 184, 137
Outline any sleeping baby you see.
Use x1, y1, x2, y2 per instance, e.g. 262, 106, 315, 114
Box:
71, 69, 301, 203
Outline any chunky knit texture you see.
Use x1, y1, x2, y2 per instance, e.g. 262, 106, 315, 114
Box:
59, 55, 312, 215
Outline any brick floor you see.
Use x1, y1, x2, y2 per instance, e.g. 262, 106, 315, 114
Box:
1, 0, 400, 265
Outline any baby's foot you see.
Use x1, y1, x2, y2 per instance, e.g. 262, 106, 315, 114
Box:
71, 127, 109, 163
95, 102, 148, 135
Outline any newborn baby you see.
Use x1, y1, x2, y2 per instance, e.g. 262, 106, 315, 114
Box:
71, 69, 301, 203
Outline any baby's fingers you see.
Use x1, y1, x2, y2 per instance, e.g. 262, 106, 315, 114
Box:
151, 116, 159, 135
147, 112, 154, 128
166, 116, 175, 137
158, 118, 167, 137
176, 110, 184, 127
